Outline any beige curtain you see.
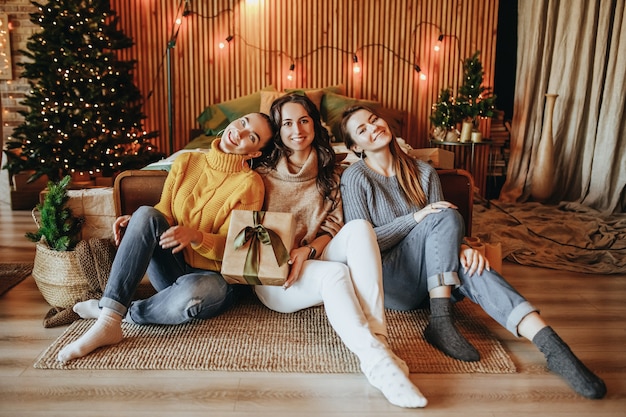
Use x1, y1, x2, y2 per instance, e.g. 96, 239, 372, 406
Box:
499, 0, 626, 214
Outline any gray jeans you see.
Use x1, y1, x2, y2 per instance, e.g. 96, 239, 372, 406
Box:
381, 208, 536, 336
100, 206, 234, 324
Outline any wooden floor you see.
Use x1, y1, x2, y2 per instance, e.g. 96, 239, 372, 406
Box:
0, 200, 625, 416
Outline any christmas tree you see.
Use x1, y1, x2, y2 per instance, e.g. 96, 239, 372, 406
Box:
430, 88, 462, 129
3, 0, 163, 183
455, 50, 497, 126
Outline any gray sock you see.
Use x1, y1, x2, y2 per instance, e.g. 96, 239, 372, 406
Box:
424, 298, 480, 362
533, 326, 606, 399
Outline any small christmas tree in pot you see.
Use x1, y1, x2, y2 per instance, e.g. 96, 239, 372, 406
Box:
456, 50, 497, 142
430, 88, 463, 141
28, 175, 91, 308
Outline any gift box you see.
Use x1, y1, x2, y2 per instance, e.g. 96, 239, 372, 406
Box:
67, 187, 116, 241
407, 148, 455, 169
40, 187, 116, 241
221, 210, 296, 286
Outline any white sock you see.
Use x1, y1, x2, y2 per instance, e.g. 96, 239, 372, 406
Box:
365, 355, 428, 408
73, 299, 101, 319
57, 308, 123, 363
374, 333, 410, 376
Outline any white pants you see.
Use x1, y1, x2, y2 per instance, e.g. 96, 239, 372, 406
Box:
254, 219, 389, 373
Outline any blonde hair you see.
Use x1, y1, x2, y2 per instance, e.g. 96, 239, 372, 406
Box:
340, 105, 427, 207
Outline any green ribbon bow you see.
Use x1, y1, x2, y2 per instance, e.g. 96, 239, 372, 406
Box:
233, 211, 290, 285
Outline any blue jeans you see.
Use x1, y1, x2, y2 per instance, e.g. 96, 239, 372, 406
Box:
99, 206, 234, 325
381, 208, 536, 336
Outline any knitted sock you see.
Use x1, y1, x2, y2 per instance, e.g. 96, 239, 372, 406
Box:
532, 326, 607, 399
388, 349, 410, 376
424, 298, 480, 362
375, 334, 409, 375
73, 299, 101, 319
57, 308, 123, 363
365, 355, 427, 408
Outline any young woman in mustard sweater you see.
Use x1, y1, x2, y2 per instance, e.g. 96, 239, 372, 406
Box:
58, 112, 275, 363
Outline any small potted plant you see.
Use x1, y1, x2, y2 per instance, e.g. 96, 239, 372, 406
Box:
455, 50, 497, 142
27, 175, 83, 251
28, 175, 90, 308
430, 87, 463, 142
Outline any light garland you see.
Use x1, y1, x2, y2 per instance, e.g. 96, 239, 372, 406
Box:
166, 3, 465, 86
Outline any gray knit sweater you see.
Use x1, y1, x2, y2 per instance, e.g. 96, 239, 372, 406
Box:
340, 159, 443, 252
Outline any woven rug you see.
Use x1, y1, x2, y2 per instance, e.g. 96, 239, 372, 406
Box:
0, 263, 33, 296
33, 294, 516, 374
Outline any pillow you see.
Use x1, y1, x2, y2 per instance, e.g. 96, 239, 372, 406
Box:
321, 92, 405, 142
285, 84, 346, 111
259, 90, 286, 114
197, 86, 277, 135
196, 105, 229, 136
185, 132, 218, 150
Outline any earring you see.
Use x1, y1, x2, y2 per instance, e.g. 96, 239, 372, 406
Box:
217, 129, 225, 138
360, 152, 364, 160
242, 158, 254, 170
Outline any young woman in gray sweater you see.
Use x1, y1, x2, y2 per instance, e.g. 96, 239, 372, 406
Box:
339, 105, 606, 400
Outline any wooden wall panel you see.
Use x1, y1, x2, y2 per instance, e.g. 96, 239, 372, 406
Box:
4, 0, 499, 158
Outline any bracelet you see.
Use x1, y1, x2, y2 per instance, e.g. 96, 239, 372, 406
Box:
305, 244, 317, 260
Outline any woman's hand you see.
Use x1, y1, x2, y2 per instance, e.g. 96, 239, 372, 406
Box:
413, 200, 457, 223
282, 246, 312, 289
113, 215, 132, 246
460, 245, 490, 276
159, 225, 202, 254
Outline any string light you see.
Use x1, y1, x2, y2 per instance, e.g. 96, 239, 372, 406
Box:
287, 63, 295, 81
148, 2, 465, 97
352, 55, 360, 73
434, 33, 444, 52
414, 65, 427, 81
219, 35, 233, 49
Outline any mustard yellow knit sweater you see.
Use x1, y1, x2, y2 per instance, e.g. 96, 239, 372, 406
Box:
154, 139, 265, 271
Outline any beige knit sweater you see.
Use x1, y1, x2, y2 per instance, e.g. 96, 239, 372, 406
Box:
258, 150, 343, 247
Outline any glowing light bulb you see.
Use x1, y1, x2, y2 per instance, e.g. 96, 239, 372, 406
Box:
352, 55, 360, 74
287, 63, 295, 81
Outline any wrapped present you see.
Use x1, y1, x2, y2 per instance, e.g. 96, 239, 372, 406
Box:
221, 210, 296, 286
41, 187, 116, 241
407, 148, 454, 169
66, 187, 116, 241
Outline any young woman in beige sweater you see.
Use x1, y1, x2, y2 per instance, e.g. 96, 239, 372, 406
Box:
254, 93, 427, 408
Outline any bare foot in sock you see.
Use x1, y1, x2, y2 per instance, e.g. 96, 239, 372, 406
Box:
375, 334, 410, 375
57, 309, 123, 363
73, 299, 101, 319
425, 298, 480, 362
365, 355, 427, 408
424, 319, 480, 362
533, 326, 607, 399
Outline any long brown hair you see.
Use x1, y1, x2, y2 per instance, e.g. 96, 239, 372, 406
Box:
263, 93, 337, 201
340, 105, 427, 207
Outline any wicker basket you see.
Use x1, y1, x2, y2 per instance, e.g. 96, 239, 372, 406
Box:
32, 241, 90, 308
